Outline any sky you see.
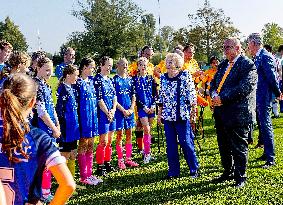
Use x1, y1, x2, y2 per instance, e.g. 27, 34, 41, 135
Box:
0, 0, 282, 54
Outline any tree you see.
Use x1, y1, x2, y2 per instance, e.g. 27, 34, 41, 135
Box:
0, 16, 28, 51
262, 23, 283, 51
67, 0, 151, 61
187, 0, 240, 62
141, 13, 156, 46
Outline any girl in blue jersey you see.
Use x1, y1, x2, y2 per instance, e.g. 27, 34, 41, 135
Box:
94, 56, 117, 176
114, 58, 139, 169
56, 65, 80, 181
34, 57, 61, 202
0, 73, 75, 205
133, 57, 157, 163
74, 57, 102, 185
0, 51, 30, 89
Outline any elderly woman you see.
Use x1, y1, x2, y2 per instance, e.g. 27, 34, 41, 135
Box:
157, 53, 199, 179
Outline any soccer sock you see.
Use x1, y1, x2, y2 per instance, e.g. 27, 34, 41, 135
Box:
104, 145, 112, 162
85, 151, 94, 177
135, 131, 144, 150
143, 134, 151, 155
77, 153, 87, 180
116, 144, 124, 160
67, 159, 76, 177
125, 143, 132, 159
42, 169, 51, 190
96, 144, 105, 165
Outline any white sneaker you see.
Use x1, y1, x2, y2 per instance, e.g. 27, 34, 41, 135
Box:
144, 154, 151, 164
89, 175, 103, 183
81, 176, 99, 185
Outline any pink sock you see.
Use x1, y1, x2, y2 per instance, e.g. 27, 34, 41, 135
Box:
96, 144, 105, 165
125, 143, 132, 159
143, 134, 151, 155
42, 169, 51, 189
116, 144, 124, 160
78, 153, 87, 180
104, 145, 112, 162
85, 151, 93, 177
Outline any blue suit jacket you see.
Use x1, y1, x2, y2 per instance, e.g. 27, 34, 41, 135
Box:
255, 48, 280, 107
210, 55, 257, 127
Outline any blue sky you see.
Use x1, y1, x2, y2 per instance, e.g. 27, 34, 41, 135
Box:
1, 0, 282, 53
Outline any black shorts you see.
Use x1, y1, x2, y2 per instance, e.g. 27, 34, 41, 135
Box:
59, 141, 78, 152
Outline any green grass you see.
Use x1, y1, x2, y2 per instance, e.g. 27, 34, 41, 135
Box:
48, 77, 283, 204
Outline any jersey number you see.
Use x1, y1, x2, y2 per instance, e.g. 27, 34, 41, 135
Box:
0, 167, 15, 205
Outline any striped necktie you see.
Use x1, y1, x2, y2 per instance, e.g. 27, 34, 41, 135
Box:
217, 62, 234, 94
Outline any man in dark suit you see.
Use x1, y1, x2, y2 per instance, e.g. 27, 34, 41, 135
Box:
210, 37, 257, 188
247, 33, 282, 168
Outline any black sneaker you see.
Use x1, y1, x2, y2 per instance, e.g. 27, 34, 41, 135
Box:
190, 171, 199, 179
96, 165, 107, 176
262, 161, 275, 169
104, 162, 116, 172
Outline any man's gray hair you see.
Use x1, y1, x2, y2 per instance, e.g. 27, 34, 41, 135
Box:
247, 33, 262, 45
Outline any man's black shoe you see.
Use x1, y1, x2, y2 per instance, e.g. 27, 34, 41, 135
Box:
164, 175, 179, 180
212, 173, 234, 183
257, 154, 266, 161
262, 161, 275, 169
190, 171, 199, 179
234, 180, 246, 188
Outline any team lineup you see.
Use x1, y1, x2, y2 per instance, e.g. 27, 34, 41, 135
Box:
0, 33, 282, 204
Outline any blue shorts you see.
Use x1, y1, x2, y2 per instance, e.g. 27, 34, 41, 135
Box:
115, 110, 135, 130
98, 111, 116, 135
138, 108, 155, 119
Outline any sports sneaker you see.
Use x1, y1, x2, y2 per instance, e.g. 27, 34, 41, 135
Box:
89, 175, 103, 183
104, 162, 116, 172
80, 176, 99, 185
118, 159, 126, 170
125, 159, 139, 167
143, 154, 151, 164
96, 165, 107, 176
41, 193, 54, 203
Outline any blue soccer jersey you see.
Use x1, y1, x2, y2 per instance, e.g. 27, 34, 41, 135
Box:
54, 62, 67, 79
0, 124, 64, 205
56, 83, 80, 143
74, 77, 98, 138
33, 77, 57, 137
133, 75, 157, 110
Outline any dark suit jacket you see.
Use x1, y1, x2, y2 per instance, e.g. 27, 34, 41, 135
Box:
255, 48, 280, 107
210, 55, 257, 127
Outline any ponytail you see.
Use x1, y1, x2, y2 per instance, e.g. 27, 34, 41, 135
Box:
0, 74, 37, 162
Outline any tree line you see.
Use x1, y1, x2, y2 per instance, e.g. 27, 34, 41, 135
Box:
1, 0, 283, 65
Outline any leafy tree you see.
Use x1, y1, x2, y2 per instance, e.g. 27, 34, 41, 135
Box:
67, 0, 150, 61
0, 16, 28, 51
141, 13, 156, 46
262, 23, 283, 51
187, 0, 240, 62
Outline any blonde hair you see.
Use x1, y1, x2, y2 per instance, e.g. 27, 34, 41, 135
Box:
165, 53, 184, 69
8, 51, 31, 68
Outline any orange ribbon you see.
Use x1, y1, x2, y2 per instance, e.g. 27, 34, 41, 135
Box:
217, 62, 234, 94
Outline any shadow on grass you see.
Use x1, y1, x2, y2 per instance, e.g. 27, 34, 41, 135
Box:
72, 169, 228, 205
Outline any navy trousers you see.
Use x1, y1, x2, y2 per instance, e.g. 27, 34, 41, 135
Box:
257, 105, 275, 163
164, 120, 199, 177
215, 121, 249, 181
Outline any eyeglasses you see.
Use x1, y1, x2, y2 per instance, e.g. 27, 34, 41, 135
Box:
223, 45, 234, 50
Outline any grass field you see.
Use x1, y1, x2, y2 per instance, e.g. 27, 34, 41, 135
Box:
48, 77, 283, 205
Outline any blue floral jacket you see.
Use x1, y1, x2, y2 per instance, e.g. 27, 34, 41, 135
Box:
159, 71, 196, 121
